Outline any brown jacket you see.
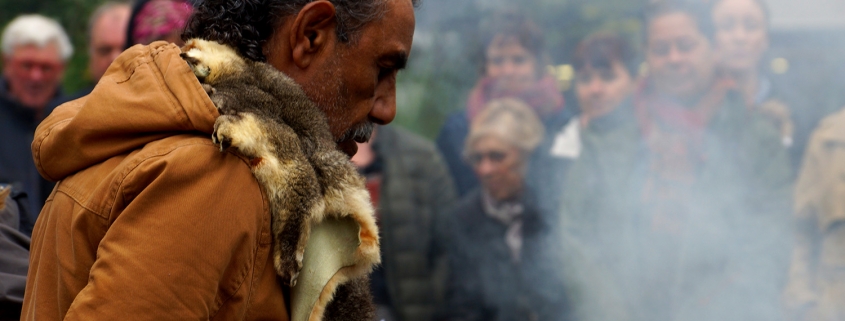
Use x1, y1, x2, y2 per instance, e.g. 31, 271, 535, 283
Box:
785, 108, 845, 321
22, 42, 289, 320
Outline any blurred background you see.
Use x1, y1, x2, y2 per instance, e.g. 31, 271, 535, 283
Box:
2, 0, 843, 138
4, 0, 845, 320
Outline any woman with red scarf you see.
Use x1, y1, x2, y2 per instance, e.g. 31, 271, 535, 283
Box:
630, 2, 792, 321
435, 10, 566, 198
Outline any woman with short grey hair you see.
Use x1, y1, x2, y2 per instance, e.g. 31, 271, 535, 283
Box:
441, 98, 573, 321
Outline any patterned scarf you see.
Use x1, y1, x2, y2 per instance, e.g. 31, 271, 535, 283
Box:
634, 78, 736, 234
466, 75, 564, 121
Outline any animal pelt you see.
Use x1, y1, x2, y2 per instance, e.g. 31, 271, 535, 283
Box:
180, 39, 380, 321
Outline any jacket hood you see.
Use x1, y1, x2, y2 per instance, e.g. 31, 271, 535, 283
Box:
32, 41, 218, 181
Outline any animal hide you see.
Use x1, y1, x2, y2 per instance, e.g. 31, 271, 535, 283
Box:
181, 39, 379, 321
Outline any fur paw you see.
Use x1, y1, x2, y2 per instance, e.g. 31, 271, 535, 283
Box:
180, 52, 210, 80
212, 113, 273, 161
212, 115, 232, 151
201, 83, 216, 97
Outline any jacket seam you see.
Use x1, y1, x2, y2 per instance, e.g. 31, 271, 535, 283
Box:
240, 184, 271, 319
115, 55, 152, 84
54, 189, 110, 224
114, 139, 256, 318
112, 140, 251, 218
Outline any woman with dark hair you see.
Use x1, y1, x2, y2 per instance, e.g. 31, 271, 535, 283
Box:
435, 10, 567, 198
711, 0, 804, 166
551, 32, 642, 317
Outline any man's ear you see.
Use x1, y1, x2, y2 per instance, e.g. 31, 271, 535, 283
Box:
289, 1, 338, 70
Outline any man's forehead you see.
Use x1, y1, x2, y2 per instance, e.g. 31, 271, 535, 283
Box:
8, 43, 62, 61
97, 9, 130, 27
357, 0, 415, 57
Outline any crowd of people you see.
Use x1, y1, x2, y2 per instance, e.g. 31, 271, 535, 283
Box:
0, 0, 844, 320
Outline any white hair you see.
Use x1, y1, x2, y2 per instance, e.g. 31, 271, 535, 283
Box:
2, 14, 73, 61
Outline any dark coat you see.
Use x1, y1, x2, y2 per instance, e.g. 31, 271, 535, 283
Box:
435, 112, 476, 197
0, 185, 30, 321
526, 107, 577, 220
555, 102, 645, 307
372, 125, 457, 321
442, 189, 571, 321
0, 78, 66, 235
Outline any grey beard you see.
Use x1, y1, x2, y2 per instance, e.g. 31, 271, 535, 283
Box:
336, 121, 375, 144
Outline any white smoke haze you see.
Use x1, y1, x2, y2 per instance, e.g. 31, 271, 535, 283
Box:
395, 0, 845, 320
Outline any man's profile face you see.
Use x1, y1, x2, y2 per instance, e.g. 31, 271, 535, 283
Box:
3, 43, 65, 110
291, 0, 415, 157
647, 12, 715, 103
89, 5, 131, 82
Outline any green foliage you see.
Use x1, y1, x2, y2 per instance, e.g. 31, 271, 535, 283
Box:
1, 0, 103, 93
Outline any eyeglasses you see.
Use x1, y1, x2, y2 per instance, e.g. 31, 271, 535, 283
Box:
466, 150, 508, 165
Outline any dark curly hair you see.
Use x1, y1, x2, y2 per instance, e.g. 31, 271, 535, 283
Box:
182, 0, 420, 62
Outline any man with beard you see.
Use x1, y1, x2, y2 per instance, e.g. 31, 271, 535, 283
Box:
631, 2, 792, 321
21, 0, 416, 320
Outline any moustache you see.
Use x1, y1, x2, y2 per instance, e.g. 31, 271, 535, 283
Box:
336, 121, 375, 144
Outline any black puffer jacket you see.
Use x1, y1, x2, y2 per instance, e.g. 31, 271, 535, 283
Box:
442, 189, 572, 321
374, 126, 458, 321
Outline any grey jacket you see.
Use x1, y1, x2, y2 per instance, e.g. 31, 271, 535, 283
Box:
373, 126, 457, 321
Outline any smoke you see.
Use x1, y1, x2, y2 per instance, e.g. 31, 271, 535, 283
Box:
400, 0, 845, 320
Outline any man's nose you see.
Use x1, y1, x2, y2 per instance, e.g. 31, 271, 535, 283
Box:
475, 158, 496, 177
500, 60, 517, 76
588, 79, 605, 97
667, 46, 684, 63
28, 67, 45, 81
370, 80, 397, 125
